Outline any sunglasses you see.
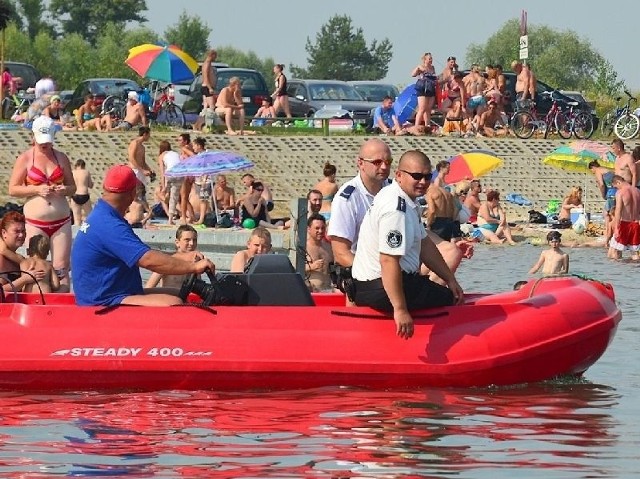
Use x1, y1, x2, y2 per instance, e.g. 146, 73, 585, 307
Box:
447, 56, 457, 61
400, 169, 433, 181
254, 188, 264, 192
360, 157, 393, 167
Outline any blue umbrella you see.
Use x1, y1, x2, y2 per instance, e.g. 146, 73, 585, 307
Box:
394, 84, 418, 125
164, 150, 254, 178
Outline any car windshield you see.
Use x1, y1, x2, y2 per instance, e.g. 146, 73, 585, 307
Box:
92, 80, 139, 96
309, 84, 364, 101
216, 72, 265, 91
352, 84, 398, 102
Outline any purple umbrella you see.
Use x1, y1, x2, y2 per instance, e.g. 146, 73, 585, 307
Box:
164, 150, 254, 177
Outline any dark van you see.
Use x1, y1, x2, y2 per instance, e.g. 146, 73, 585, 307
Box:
4, 61, 41, 90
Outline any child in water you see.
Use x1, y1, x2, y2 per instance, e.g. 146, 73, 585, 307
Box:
229, 227, 272, 272
528, 230, 569, 276
145, 225, 202, 289
20, 235, 60, 293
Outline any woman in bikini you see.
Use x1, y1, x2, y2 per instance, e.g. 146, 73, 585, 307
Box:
312, 162, 339, 221
477, 189, 516, 245
70, 159, 94, 226
272, 64, 291, 119
411, 53, 439, 129
8, 116, 76, 292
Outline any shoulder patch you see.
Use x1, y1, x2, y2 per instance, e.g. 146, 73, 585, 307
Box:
387, 230, 403, 248
340, 185, 356, 200
396, 197, 406, 212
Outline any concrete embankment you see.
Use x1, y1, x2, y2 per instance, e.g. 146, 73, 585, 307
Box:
0, 130, 630, 265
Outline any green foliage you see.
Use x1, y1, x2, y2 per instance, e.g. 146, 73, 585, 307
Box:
164, 10, 210, 60
0, 0, 18, 30
53, 33, 93, 88
15, 0, 53, 38
217, 46, 276, 85
291, 15, 392, 81
49, 0, 147, 45
465, 19, 624, 98
3, 22, 31, 60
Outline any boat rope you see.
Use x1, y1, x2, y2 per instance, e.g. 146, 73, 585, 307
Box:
0, 270, 46, 305
331, 310, 448, 320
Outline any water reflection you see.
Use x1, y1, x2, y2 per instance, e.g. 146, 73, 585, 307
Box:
0, 383, 622, 478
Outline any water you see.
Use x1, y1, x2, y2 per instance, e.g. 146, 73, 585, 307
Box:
1, 245, 638, 478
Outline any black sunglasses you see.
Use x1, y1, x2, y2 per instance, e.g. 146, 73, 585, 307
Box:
447, 56, 457, 61
400, 169, 432, 181
359, 157, 393, 167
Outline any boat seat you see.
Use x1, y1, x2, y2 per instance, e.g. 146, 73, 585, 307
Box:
224, 254, 314, 306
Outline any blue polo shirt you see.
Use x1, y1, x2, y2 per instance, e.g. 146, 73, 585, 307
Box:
71, 199, 150, 306
373, 105, 397, 129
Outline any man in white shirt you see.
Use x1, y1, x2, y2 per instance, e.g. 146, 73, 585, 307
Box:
34, 76, 55, 98
352, 150, 464, 339
328, 139, 464, 297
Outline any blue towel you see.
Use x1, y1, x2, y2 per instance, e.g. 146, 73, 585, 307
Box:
506, 193, 532, 206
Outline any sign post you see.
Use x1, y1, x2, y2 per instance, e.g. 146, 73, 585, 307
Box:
519, 10, 528, 63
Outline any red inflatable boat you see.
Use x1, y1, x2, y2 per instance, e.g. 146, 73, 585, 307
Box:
0, 275, 621, 391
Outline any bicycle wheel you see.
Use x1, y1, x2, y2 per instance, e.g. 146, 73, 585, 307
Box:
1, 97, 13, 120
555, 112, 572, 139
614, 113, 640, 140
573, 111, 594, 139
101, 95, 118, 116
599, 110, 616, 137
511, 111, 535, 139
155, 103, 185, 128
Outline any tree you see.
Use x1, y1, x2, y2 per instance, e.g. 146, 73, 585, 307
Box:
16, 0, 53, 39
164, 10, 210, 60
0, 0, 14, 107
291, 15, 392, 81
466, 19, 624, 97
49, 0, 147, 45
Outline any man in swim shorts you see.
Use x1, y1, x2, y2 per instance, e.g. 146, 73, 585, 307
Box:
608, 175, 640, 260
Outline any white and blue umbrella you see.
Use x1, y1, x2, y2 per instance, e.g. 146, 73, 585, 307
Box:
164, 150, 254, 178
394, 84, 418, 125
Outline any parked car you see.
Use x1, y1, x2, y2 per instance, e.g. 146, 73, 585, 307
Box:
172, 62, 230, 109
4, 61, 40, 90
286, 79, 379, 125
64, 78, 141, 114
180, 68, 270, 117
347, 81, 400, 102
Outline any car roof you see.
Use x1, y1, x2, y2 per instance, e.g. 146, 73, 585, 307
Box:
290, 79, 351, 84
347, 80, 395, 85
84, 78, 139, 82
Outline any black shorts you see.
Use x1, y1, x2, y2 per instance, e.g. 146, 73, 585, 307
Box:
430, 217, 455, 241
353, 272, 454, 311
201, 85, 213, 97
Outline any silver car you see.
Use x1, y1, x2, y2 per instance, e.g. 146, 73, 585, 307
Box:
286, 79, 379, 125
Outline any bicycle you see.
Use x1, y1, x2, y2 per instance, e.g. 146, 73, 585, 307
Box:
148, 83, 185, 128
1, 91, 34, 120
613, 92, 639, 140
558, 101, 594, 139
510, 91, 568, 139
600, 90, 636, 137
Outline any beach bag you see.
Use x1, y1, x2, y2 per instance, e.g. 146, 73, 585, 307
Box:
528, 210, 547, 224
573, 213, 587, 234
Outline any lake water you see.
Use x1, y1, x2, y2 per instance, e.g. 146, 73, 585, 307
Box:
1, 244, 638, 478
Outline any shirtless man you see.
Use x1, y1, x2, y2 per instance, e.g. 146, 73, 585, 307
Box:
214, 174, 236, 212
612, 138, 637, 187
511, 61, 536, 101
70, 159, 94, 226
201, 49, 218, 110
305, 213, 334, 292
114, 91, 147, 130
425, 180, 457, 242
609, 175, 640, 260
127, 126, 153, 184
463, 179, 482, 221
307, 189, 323, 216
215, 76, 245, 135
146, 225, 202, 289
125, 183, 152, 228
478, 100, 508, 137
433, 160, 450, 190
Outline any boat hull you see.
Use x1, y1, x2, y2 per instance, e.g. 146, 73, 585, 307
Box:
0, 276, 621, 390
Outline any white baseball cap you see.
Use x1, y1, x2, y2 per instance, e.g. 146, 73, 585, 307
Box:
32, 115, 56, 144
128, 91, 139, 102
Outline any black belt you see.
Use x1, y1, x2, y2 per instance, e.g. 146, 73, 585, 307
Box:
354, 271, 419, 292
